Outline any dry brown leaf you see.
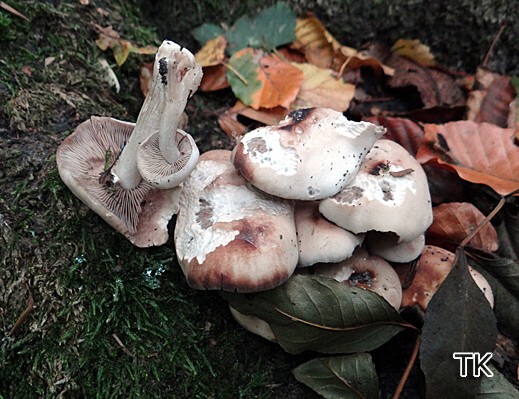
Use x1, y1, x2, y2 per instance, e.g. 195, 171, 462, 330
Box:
391, 39, 436, 67
426, 202, 498, 252
199, 65, 229, 92
139, 62, 153, 97
195, 35, 227, 67
466, 67, 517, 128
291, 63, 354, 111
292, 15, 335, 69
364, 116, 424, 155
416, 120, 519, 196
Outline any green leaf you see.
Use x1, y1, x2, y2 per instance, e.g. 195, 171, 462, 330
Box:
192, 23, 224, 45
293, 353, 379, 399
225, 2, 296, 54
223, 275, 408, 355
496, 202, 519, 260
477, 365, 519, 398
226, 49, 263, 107
420, 248, 498, 399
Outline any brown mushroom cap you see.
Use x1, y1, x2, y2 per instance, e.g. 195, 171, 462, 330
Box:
395, 245, 494, 311
174, 149, 298, 293
231, 107, 386, 200
295, 201, 364, 267
314, 247, 402, 310
319, 139, 433, 243
56, 116, 181, 247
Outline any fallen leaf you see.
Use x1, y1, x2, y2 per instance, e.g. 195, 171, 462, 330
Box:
227, 48, 304, 109
139, 62, 153, 97
292, 15, 335, 69
44, 56, 56, 66
364, 116, 424, 155
426, 202, 498, 252
420, 248, 497, 398
218, 100, 289, 138
195, 35, 227, 67
386, 53, 465, 108
416, 121, 519, 196
496, 202, 519, 260
466, 67, 517, 128
21, 66, 32, 77
199, 65, 229, 92
291, 63, 355, 111
391, 39, 436, 67
293, 354, 379, 399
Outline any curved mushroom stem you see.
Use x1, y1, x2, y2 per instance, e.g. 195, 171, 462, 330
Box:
158, 51, 202, 164
111, 41, 202, 189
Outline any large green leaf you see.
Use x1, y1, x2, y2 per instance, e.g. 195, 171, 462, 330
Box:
477, 365, 519, 398
420, 248, 498, 399
293, 353, 379, 399
470, 251, 519, 300
496, 202, 519, 260
223, 275, 408, 355
192, 23, 224, 46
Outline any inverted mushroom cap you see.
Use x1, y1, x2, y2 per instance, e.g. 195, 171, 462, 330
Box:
314, 247, 402, 310
319, 139, 433, 243
56, 116, 181, 247
174, 149, 298, 293
395, 245, 494, 311
137, 129, 199, 189
295, 201, 364, 267
231, 107, 386, 200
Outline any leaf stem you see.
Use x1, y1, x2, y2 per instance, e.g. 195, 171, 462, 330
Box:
459, 188, 519, 248
392, 334, 421, 399
222, 61, 248, 85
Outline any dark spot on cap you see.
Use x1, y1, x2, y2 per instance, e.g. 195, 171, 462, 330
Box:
348, 271, 375, 288
333, 186, 364, 204
369, 161, 390, 176
279, 108, 315, 131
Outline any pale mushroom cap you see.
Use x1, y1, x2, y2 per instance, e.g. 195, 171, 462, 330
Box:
295, 201, 364, 267
319, 139, 433, 242
137, 129, 199, 189
395, 245, 494, 311
229, 306, 276, 342
314, 247, 402, 310
366, 232, 425, 263
231, 107, 386, 200
56, 116, 181, 247
174, 149, 298, 293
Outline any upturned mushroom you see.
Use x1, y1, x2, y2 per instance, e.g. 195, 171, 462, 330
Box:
231, 107, 386, 200
56, 40, 202, 247
174, 150, 299, 293
319, 139, 433, 245
314, 247, 403, 310
295, 201, 364, 267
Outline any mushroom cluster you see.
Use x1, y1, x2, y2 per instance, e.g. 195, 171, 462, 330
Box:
57, 40, 202, 247
174, 107, 434, 301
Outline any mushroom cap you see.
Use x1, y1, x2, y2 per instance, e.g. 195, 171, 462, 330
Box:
56, 116, 181, 247
314, 247, 402, 310
295, 201, 364, 267
366, 232, 425, 263
229, 305, 276, 342
231, 107, 386, 200
174, 149, 299, 293
319, 139, 433, 243
395, 245, 494, 311
137, 129, 199, 189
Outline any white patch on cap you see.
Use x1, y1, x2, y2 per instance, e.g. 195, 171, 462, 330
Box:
242, 129, 299, 175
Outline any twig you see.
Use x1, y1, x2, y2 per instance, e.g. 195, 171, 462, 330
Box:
0, 1, 29, 21
8, 284, 34, 337
112, 333, 135, 358
482, 21, 508, 68
392, 334, 421, 399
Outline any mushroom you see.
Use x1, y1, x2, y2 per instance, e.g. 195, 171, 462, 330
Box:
319, 139, 433, 243
56, 40, 201, 247
395, 245, 494, 311
314, 247, 402, 310
231, 107, 386, 200
174, 149, 299, 293
295, 201, 364, 267
136, 42, 202, 189
365, 232, 425, 263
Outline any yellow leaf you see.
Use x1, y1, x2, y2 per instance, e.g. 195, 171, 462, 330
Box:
293, 16, 335, 69
292, 63, 355, 111
391, 39, 436, 67
195, 36, 227, 67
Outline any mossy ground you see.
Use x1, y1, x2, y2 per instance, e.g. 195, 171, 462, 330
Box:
1, 1, 517, 398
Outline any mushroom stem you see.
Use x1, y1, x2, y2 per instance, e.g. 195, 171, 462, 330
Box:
112, 41, 202, 189
157, 51, 202, 164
